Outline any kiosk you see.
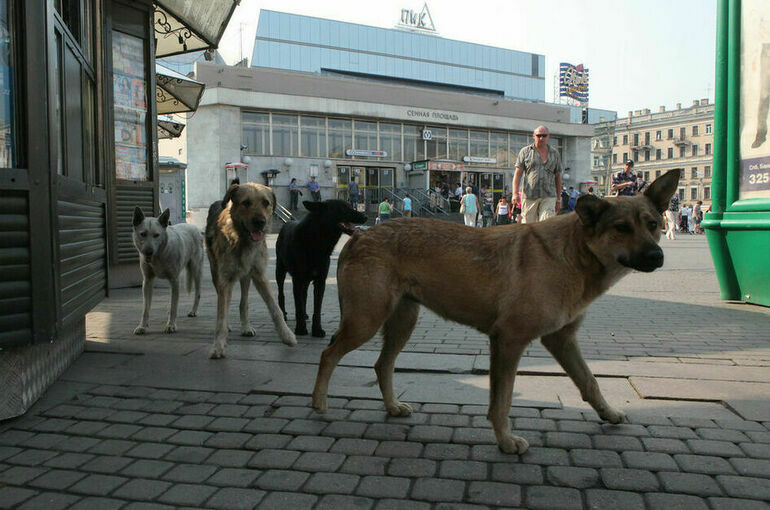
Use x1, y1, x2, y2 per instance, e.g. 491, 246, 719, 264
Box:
704, 0, 770, 306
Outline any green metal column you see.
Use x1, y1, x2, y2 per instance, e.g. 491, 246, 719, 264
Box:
704, 0, 741, 300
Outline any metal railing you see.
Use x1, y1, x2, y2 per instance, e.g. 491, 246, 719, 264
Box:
274, 203, 294, 224
405, 188, 450, 216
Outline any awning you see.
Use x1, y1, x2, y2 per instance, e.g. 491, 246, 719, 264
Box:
154, 0, 240, 58
156, 63, 204, 114
157, 116, 185, 139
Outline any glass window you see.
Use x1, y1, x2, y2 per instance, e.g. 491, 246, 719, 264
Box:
668, 128, 674, 139
680, 127, 686, 138
704, 186, 711, 199
679, 146, 686, 158
622, 134, 628, 145
469, 130, 489, 158
705, 143, 712, 155
706, 124, 712, 134
690, 187, 698, 200
704, 165, 711, 178
613, 153, 618, 164
300, 115, 325, 157
644, 132, 650, 145
613, 136, 617, 146
0, 0, 17, 168
656, 149, 662, 160
403, 124, 423, 162
242, 112, 269, 155
692, 145, 699, 156
668, 147, 674, 158
490, 132, 507, 167
692, 125, 699, 136
353, 120, 377, 151
425, 125, 446, 159
656, 130, 662, 141
510, 134, 529, 155
633, 133, 639, 146
379, 122, 401, 161
328, 118, 352, 158
448, 128, 467, 161
272, 113, 298, 156
691, 167, 698, 179
644, 150, 650, 161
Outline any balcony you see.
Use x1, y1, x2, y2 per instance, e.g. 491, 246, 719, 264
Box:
672, 135, 691, 146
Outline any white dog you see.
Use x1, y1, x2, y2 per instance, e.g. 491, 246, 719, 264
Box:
132, 207, 203, 334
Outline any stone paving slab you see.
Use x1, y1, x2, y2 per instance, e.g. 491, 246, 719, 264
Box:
2, 384, 770, 509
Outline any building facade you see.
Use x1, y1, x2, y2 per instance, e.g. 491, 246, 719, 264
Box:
252, 10, 545, 101
179, 10, 615, 221
185, 63, 598, 221
592, 99, 715, 206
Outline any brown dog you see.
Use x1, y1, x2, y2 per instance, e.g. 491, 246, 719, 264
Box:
312, 170, 679, 454
205, 181, 296, 359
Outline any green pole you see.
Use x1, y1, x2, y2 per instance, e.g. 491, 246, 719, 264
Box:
704, 0, 741, 300
725, 0, 741, 205
710, 0, 729, 213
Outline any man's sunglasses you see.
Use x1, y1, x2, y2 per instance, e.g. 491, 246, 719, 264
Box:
535, 134, 548, 138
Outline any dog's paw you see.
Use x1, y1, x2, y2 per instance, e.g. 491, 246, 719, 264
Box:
497, 434, 529, 455
311, 326, 326, 338
163, 323, 177, 334
281, 330, 297, 347
295, 323, 309, 336
311, 393, 327, 414
241, 326, 257, 337
600, 406, 627, 424
209, 346, 226, 359
386, 402, 413, 417
188, 311, 197, 317
133, 326, 147, 335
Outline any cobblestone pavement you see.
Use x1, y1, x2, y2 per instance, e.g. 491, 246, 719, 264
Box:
1, 233, 769, 509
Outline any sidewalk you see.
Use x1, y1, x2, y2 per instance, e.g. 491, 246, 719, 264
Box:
1, 234, 769, 509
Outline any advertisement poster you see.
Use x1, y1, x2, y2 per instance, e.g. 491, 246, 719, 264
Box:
739, 0, 770, 199
112, 31, 148, 181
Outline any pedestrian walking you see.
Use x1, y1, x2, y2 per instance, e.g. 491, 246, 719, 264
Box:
612, 160, 638, 196
495, 195, 511, 225
378, 197, 392, 222
460, 186, 478, 227
665, 193, 680, 240
403, 193, 413, 218
512, 125, 563, 223
348, 177, 359, 210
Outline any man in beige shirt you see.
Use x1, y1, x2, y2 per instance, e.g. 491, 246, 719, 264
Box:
512, 125, 563, 223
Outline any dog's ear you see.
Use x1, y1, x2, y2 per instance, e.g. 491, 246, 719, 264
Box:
644, 169, 680, 213
303, 200, 325, 214
158, 208, 171, 228
270, 190, 277, 211
222, 183, 239, 207
132, 207, 145, 227
575, 195, 611, 229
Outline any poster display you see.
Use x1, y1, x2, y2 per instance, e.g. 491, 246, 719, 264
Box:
739, 0, 770, 199
112, 31, 148, 181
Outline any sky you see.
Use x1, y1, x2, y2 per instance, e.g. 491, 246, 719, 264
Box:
217, 0, 717, 115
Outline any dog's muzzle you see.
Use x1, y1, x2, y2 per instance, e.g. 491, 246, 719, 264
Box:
249, 217, 267, 241
621, 247, 664, 273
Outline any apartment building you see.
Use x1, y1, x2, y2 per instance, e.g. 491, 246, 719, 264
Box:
592, 99, 714, 206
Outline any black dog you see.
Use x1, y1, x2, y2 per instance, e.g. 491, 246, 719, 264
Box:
276, 199, 367, 337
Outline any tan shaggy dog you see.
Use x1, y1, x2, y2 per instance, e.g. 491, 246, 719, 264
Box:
313, 170, 679, 454
205, 181, 296, 359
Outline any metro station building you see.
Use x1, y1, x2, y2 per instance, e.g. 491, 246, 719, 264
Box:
183, 10, 612, 216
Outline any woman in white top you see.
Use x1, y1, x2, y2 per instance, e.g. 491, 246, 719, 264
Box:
495, 196, 510, 225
